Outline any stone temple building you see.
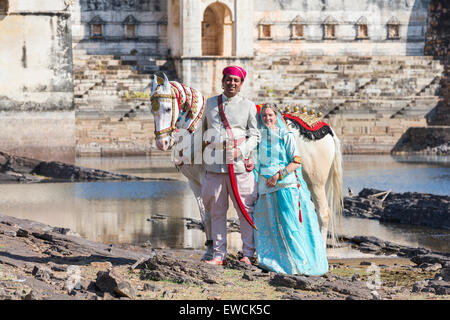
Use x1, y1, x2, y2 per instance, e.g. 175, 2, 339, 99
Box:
0, 0, 74, 162
0, 0, 448, 161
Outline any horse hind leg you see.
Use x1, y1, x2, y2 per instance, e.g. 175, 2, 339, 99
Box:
309, 183, 331, 246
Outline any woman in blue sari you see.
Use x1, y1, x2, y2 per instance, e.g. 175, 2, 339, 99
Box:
253, 104, 328, 275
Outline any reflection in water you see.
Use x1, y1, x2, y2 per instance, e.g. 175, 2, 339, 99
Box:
0, 181, 244, 251
337, 217, 450, 253
343, 155, 450, 196
0, 155, 448, 256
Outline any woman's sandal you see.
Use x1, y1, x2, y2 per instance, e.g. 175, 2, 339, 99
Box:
239, 257, 252, 265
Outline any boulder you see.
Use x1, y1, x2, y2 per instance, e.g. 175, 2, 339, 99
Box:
242, 271, 255, 281
95, 270, 136, 299
115, 281, 136, 299
343, 188, 450, 230
32, 265, 53, 282
139, 252, 223, 285
143, 283, 162, 292
413, 279, 450, 295
16, 229, 30, 238
269, 273, 374, 299
438, 268, 450, 281
411, 253, 450, 266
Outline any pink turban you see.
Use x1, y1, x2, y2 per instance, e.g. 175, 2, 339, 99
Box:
223, 66, 247, 81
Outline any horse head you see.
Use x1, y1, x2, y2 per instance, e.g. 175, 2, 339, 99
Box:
149, 73, 179, 151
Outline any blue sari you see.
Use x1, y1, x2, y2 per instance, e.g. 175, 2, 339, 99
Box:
253, 111, 328, 276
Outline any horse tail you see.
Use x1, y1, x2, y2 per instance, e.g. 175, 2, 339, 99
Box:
326, 128, 344, 247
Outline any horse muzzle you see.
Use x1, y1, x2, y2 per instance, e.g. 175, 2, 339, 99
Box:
156, 135, 174, 151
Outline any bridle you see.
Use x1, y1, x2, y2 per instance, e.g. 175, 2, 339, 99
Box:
150, 85, 180, 138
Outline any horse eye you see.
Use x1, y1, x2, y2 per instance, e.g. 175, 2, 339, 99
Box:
164, 107, 172, 113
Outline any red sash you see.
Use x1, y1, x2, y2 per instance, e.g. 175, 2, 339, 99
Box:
217, 95, 257, 231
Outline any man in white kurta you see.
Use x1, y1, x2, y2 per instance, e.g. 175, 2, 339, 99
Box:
201, 66, 260, 265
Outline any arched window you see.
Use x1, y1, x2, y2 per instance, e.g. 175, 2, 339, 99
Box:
258, 17, 273, 40
323, 16, 337, 40
202, 3, 234, 56
0, 0, 9, 14
123, 15, 139, 39
290, 16, 304, 39
387, 16, 400, 39
356, 16, 369, 39
89, 15, 105, 39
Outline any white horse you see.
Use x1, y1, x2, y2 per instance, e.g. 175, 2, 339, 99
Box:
148, 74, 343, 259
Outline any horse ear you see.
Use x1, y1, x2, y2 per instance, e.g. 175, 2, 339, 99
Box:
152, 74, 158, 93
162, 73, 170, 90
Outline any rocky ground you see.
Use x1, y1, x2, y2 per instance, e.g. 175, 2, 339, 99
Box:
344, 188, 450, 230
1, 214, 449, 301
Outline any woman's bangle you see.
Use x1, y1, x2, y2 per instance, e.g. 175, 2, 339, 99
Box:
293, 156, 302, 164
278, 168, 289, 180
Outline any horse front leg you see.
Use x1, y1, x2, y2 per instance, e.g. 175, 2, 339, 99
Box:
183, 170, 213, 260
192, 192, 213, 260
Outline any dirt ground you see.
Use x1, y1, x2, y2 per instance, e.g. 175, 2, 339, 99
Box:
0, 214, 449, 301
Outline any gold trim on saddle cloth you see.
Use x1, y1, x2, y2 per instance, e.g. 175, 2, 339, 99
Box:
286, 111, 323, 128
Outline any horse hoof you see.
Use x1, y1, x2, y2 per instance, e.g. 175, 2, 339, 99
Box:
201, 245, 214, 261
201, 252, 214, 261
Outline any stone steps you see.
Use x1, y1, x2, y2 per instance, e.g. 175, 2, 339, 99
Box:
255, 55, 443, 107
72, 51, 176, 157
256, 54, 445, 154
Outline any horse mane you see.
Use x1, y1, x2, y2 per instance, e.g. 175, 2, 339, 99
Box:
169, 81, 206, 134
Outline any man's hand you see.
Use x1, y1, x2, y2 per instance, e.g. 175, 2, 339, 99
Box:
226, 147, 241, 164
232, 147, 241, 159
266, 172, 280, 187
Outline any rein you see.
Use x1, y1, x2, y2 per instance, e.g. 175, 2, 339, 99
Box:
151, 86, 179, 137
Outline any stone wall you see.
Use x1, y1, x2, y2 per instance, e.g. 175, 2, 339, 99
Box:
0, 0, 75, 163
0, 1, 73, 112
76, 111, 161, 157
0, 112, 75, 164
70, 0, 168, 56
174, 56, 254, 98
254, 0, 431, 57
